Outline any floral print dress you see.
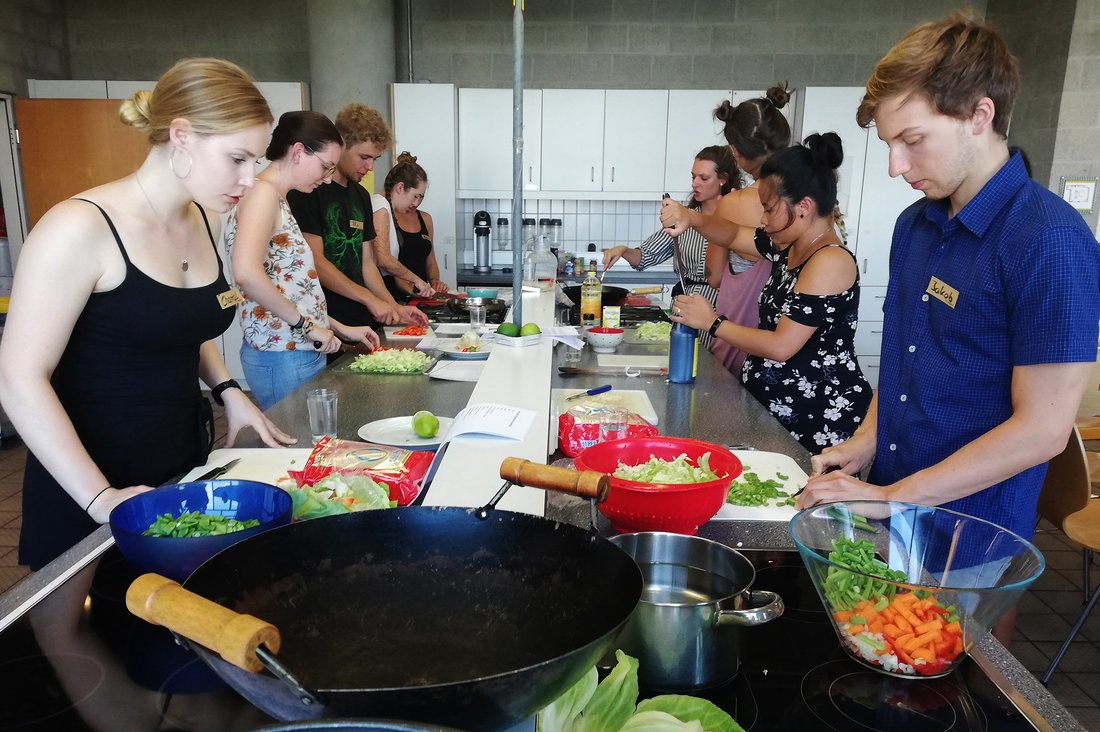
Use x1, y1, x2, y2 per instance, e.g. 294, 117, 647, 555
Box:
741, 229, 872, 453
224, 198, 330, 351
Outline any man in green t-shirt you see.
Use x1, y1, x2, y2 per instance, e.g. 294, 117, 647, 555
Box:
288, 103, 427, 328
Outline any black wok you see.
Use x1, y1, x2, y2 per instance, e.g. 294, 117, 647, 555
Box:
559, 285, 664, 308
127, 460, 642, 731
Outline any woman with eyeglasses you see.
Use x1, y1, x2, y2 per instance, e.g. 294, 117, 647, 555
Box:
226, 110, 380, 409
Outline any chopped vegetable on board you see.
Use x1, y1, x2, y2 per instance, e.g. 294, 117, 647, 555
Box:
724, 471, 794, 506
349, 348, 433, 373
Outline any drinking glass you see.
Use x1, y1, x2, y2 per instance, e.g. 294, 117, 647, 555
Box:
306, 388, 338, 444
469, 304, 487, 330
563, 338, 585, 365
599, 408, 629, 443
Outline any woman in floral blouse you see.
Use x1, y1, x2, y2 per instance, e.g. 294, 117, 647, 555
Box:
664, 133, 872, 453
226, 111, 379, 409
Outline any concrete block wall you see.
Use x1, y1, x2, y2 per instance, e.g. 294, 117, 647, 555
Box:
0, 0, 68, 97
398, 0, 987, 90
1051, 0, 1100, 234
63, 0, 310, 85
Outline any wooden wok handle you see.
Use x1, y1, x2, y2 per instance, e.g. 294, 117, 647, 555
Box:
630, 286, 665, 295
126, 573, 280, 673
499, 457, 609, 502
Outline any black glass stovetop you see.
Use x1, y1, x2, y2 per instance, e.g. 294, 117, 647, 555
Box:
0, 547, 1038, 731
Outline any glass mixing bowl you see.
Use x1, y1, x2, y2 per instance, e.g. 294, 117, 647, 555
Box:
790, 501, 1045, 678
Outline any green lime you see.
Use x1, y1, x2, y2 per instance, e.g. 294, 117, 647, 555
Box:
520, 323, 542, 336
496, 322, 520, 337
412, 410, 440, 438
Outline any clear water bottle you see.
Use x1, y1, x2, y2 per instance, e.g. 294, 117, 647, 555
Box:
522, 218, 537, 249
668, 322, 698, 384
523, 235, 558, 291
495, 217, 510, 251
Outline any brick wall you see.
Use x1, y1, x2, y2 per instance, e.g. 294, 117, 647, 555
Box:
0, 0, 68, 97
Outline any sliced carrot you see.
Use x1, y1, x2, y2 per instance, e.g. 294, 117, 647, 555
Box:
912, 630, 941, 648
848, 624, 866, 635
915, 619, 943, 635
895, 633, 915, 649
954, 636, 964, 656
835, 610, 853, 623
944, 620, 962, 636
869, 619, 885, 634
896, 647, 916, 666
893, 613, 912, 632
883, 623, 903, 640
880, 606, 897, 622
911, 646, 935, 662
895, 592, 920, 605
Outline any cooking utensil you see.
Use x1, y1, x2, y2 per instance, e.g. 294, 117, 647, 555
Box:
574, 436, 742, 535
559, 285, 665, 308
558, 366, 668, 376
193, 458, 241, 482
444, 296, 507, 316
126, 459, 643, 730
663, 193, 689, 295
565, 384, 612, 401
791, 501, 1045, 679
609, 532, 783, 690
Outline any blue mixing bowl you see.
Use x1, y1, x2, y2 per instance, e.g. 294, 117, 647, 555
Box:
110, 479, 292, 582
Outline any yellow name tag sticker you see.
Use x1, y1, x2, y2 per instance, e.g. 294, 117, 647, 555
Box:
926, 276, 959, 308
349, 219, 364, 231
217, 287, 245, 309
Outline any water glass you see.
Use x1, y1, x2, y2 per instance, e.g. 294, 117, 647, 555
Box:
469, 304, 487, 330
563, 338, 585, 365
599, 408, 629, 443
306, 388, 338, 444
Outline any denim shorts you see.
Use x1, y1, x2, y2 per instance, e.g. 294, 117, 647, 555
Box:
239, 344, 326, 411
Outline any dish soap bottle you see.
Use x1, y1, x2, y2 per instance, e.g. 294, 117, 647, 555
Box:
580, 259, 602, 328
668, 322, 698, 384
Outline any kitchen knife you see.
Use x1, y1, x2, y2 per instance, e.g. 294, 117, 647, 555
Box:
663, 192, 688, 295
193, 458, 240, 482
559, 367, 668, 376
565, 384, 613, 401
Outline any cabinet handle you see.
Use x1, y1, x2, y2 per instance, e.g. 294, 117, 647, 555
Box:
862, 258, 868, 274
590, 166, 595, 182
874, 294, 885, 299
444, 253, 448, 269
871, 330, 883, 334
528, 166, 532, 182
611, 166, 615, 182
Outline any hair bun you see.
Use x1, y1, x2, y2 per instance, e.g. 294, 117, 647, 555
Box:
396, 151, 417, 164
764, 83, 791, 110
118, 90, 153, 129
804, 131, 844, 171
713, 99, 734, 123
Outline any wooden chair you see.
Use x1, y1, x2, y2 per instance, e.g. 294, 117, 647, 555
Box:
1036, 425, 1100, 684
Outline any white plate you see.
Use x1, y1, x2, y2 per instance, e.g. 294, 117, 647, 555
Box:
383, 325, 434, 341
356, 416, 455, 450
436, 341, 493, 360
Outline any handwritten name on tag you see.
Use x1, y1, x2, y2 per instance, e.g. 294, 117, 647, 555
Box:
926, 276, 958, 308
217, 288, 245, 309
349, 219, 364, 230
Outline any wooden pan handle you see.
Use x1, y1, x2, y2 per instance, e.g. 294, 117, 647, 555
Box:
126, 573, 280, 673
629, 286, 665, 295
499, 457, 609, 502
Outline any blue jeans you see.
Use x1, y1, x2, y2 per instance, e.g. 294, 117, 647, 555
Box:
239, 344, 326, 411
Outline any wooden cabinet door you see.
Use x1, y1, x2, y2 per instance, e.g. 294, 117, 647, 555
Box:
15, 98, 150, 228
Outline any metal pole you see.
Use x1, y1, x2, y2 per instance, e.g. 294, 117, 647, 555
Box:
511, 0, 524, 327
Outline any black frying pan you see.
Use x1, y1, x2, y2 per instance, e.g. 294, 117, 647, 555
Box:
127, 460, 642, 731
559, 285, 665, 308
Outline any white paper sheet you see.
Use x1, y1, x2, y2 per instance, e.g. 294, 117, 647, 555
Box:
426, 360, 485, 381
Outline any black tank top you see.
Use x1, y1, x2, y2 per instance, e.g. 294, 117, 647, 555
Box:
396, 210, 433, 281
19, 199, 235, 569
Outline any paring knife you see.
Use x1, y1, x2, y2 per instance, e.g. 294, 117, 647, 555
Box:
559, 367, 668, 376
565, 384, 613, 401
193, 458, 241, 482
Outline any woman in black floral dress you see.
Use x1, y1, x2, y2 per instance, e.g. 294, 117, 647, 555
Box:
664, 133, 872, 452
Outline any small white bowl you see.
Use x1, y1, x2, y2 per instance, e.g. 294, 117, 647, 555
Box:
586, 327, 625, 353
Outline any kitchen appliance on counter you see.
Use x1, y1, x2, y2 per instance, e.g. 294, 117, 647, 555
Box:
473, 210, 492, 274
0, 545, 1047, 731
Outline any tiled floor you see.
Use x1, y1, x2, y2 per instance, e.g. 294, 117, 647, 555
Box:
0, 406, 1098, 729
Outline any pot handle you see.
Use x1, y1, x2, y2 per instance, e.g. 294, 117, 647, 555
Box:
499, 457, 610, 502
126, 572, 279, 673
716, 589, 785, 627
629, 286, 665, 295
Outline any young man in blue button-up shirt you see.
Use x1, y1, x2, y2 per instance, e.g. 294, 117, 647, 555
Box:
799, 13, 1100, 645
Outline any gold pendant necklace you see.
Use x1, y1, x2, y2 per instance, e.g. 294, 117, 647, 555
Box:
135, 172, 190, 272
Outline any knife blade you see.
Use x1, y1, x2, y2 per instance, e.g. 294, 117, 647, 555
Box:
193, 458, 241, 482
559, 366, 668, 376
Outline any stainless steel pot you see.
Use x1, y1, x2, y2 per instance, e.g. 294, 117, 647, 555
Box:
445, 296, 507, 316
609, 532, 784, 691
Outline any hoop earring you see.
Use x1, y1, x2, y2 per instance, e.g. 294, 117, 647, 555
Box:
169, 147, 193, 179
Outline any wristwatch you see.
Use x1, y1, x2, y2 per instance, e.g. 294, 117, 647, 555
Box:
708, 315, 728, 338
211, 379, 242, 406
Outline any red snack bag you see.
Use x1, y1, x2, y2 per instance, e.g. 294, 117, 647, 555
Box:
298, 437, 433, 505
558, 408, 659, 457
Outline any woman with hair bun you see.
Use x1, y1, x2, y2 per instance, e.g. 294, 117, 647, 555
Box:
371, 152, 449, 299
0, 57, 296, 570
225, 111, 380, 409
665, 133, 872, 452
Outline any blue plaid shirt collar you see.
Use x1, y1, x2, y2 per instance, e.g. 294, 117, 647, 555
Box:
922, 151, 1031, 238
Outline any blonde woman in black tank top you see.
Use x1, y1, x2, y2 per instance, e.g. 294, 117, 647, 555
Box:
0, 58, 297, 570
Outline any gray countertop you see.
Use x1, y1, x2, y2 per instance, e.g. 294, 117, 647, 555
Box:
0, 334, 1081, 732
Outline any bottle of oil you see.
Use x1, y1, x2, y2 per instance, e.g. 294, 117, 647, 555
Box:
579, 259, 602, 328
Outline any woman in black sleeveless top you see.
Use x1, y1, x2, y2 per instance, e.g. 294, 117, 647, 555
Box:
0, 58, 296, 570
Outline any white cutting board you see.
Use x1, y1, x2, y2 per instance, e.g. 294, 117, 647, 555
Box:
713, 450, 807, 522
551, 389, 659, 425
179, 448, 314, 484
596, 354, 668, 369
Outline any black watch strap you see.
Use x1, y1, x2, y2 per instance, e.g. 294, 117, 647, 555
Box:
708, 315, 728, 338
211, 379, 242, 406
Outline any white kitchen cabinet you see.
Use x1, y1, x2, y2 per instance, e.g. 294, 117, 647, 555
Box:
457, 88, 542, 194
798, 87, 869, 244
663, 90, 732, 199
391, 83, 459, 289
540, 89, 605, 192
603, 90, 668, 193
855, 132, 921, 287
